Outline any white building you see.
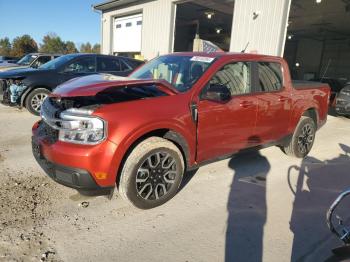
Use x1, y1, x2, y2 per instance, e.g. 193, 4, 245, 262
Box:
94, 0, 350, 80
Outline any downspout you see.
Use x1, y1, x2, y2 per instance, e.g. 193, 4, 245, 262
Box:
92, 5, 104, 54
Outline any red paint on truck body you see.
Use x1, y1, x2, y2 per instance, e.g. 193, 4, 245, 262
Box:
32, 52, 330, 189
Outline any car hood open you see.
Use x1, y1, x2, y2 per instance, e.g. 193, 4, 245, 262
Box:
51, 74, 179, 98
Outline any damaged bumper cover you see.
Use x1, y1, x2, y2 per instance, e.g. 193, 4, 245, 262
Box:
335, 95, 350, 116
0, 77, 28, 104
32, 137, 113, 195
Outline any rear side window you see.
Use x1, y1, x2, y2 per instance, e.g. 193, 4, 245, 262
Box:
97, 57, 121, 72
258, 62, 283, 92
209, 62, 251, 95
120, 60, 132, 71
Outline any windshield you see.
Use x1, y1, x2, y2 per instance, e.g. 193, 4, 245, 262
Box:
129, 55, 215, 92
39, 54, 75, 70
17, 54, 37, 65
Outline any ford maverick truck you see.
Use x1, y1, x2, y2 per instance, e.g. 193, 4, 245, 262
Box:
32, 52, 330, 209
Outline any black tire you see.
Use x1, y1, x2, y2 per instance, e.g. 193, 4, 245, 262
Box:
282, 116, 316, 158
25, 88, 51, 116
118, 137, 184, 209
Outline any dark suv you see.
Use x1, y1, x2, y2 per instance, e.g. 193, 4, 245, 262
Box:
0, 53, 144, 115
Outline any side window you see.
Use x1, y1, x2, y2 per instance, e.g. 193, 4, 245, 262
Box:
97, 57, 121, 72
209, 62, 251, 95
32, 56, 51, 68
258, 62, 283, 92
120, 60, 132, 71
64, 57, 96, 73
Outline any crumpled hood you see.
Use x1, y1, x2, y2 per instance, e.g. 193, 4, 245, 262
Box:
52, 74, 178, 98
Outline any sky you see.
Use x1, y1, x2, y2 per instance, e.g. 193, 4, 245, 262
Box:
0, 0, 102, 47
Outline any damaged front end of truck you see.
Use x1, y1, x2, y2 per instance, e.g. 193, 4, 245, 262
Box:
32, 74, 178, 196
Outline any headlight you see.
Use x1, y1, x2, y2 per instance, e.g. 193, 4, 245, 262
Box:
58, 110, 107, 145
340, 90, 350, 96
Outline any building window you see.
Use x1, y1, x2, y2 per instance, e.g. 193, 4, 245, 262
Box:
137, 20, 142, 26
116, 24, 122, 28
126, 22, 132, 27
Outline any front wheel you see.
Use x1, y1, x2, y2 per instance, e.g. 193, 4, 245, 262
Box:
282, 116, 316, 158
25, 88, 51, 116
118, 137, 184, 209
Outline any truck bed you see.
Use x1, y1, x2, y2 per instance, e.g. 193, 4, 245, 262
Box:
292, 80, 329, 90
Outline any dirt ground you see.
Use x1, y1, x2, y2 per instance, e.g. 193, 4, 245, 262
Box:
0, 103, 350, 262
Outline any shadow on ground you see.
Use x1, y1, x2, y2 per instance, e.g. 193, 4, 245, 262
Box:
224, 144, 350, 262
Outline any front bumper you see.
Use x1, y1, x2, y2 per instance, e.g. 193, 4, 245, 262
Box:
32, 137, 114, 195
32, 121, 119, 195
335, 97, 350, 116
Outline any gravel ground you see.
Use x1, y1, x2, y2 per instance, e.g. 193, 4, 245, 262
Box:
0, 103, 350, 262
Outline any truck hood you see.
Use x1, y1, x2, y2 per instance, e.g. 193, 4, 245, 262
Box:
52, 74, 179, 98
0, 67, 45, 79
0, 65, 28, 72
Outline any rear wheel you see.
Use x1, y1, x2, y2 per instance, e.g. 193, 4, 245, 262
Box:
25, 88, 50, 116
118, 137, 184, 209
282, 116, 316, 158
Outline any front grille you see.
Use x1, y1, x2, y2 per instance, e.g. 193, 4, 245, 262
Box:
39, 98, 62, 144
37, 121, 59, 144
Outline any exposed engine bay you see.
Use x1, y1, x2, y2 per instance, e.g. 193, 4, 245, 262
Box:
0, 78, 27, 105
38, 83, 168, 145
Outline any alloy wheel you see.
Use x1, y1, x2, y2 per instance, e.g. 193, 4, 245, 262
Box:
136, 151, 177, 200
31, 93, 48, 113
297, 123, 314, 154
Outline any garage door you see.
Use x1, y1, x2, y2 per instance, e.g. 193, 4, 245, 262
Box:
113, 14, 142, 53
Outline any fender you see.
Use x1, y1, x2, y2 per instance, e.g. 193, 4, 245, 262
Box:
20, 85, 51, 106
107, 120, 196, 183
289, 100, 319, 134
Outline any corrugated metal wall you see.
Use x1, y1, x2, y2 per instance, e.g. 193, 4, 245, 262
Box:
230, 0, 291, 56
101, 0, 292, 59
101, 0, 176, 60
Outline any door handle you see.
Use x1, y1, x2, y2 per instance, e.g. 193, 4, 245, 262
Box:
278, 96, 289, 102
239, 101, 254, 108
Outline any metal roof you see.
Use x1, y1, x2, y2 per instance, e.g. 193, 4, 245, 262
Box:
93, 0, 147, 11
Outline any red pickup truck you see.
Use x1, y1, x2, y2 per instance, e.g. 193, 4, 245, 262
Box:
32, 52, 330, 209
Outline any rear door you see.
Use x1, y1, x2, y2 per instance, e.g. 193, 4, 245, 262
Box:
197, 61, 258, 162
96, 56, 133, 76
252, 62, 292, 144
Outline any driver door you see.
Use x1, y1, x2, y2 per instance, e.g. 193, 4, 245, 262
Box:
60, 56, 96, 82
197, 61, 258, 162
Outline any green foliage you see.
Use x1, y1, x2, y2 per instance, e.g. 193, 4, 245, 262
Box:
80, 42, 92, 53
0, 37, 12, 56
65, 41, 78, 54
80, 42, 100, 54
92, 43, 101, 54
1, 33, 100, 56
11, 35, 38, 57
40, 33, 67, 54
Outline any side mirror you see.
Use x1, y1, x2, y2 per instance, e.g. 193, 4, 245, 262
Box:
201, 84, 231, 102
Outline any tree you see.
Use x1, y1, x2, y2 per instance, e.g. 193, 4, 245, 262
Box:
92, 43, 100, 54
11, 35, 38, 57
0, 37, 11, 56
80, 42, 92, 53
40, 33, 67, 54
65, 41, 78, 54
